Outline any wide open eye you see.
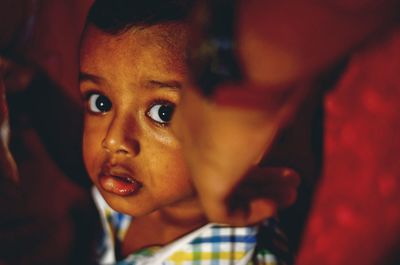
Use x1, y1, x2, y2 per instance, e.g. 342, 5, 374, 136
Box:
87, 93, 112, 113
147, 103, 175, 125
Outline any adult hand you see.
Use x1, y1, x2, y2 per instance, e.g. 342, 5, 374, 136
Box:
173, 0, 399, 227
173, 83, 303, 226
225, 167, 300, 226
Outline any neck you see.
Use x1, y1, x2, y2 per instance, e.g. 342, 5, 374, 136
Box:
121, 198, 207, 257
158, 198, 207, 227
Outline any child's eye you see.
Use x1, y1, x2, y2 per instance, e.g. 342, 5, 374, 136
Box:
147, 103, 175, 124
87, 93, 112, 113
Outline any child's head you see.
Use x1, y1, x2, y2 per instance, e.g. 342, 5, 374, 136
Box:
79, 0, 196, 217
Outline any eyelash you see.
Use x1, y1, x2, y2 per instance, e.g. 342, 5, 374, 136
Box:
146, 99, 176, 127
82, 90, 110, 114
82, 90, 97, 103
81, 90, 176, 126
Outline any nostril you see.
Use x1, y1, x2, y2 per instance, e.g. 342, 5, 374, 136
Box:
116, 149, 129, 155
132, 141, 140, 155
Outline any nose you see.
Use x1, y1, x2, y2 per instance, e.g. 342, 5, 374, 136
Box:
102, 113, 140, 156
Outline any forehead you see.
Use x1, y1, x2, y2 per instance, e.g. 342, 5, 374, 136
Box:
80, 24, 188, 80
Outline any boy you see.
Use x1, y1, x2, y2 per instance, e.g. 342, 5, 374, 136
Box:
80, 0, 289, 264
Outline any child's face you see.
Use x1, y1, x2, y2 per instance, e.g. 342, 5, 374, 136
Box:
79, 23, 196, 217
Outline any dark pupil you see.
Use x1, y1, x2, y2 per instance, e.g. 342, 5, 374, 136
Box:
96, 95, 112, 112
158, 105, 174, 122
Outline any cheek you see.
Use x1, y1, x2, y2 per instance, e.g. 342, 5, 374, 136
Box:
151, 146, 194, 197
172, 155, 193, 192
169, 160, 193, 192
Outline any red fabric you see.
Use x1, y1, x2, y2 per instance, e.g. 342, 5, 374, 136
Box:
297, 29, 400, 265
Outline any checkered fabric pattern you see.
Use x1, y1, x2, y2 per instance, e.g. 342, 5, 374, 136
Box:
119, 224, 277, 265
93, 188, 281, 265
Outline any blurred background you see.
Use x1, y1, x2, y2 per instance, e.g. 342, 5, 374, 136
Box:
0, 0, 399, 264
1, 1, 97, 264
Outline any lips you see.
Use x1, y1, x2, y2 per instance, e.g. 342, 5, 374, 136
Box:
99, 164, 142, 196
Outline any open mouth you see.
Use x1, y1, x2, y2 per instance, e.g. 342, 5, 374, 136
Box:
99, 170, 143, 196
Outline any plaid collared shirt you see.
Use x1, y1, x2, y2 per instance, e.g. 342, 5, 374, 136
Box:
93, 188, 285, 265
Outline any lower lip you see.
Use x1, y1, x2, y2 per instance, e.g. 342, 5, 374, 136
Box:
99, 175, 142, 196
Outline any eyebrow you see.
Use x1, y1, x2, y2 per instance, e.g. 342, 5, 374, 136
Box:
147, 80, 182, 90
79, 72, 182, 90
79, 72, 105, 84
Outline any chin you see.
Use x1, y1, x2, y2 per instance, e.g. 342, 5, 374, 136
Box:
104, 193, 156, 217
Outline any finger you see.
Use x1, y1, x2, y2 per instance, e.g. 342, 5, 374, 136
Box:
228, 167, 300, 207
225, 198, 277, 226
243, 167, 301, 188
230, 185, 297, 209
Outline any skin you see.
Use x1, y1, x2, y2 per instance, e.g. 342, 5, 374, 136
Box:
172, 0, 400, 225
80, 24, 206, 253
173, 83, 302, 225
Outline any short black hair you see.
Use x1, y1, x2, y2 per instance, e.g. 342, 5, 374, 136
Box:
86, 0, 194, 34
